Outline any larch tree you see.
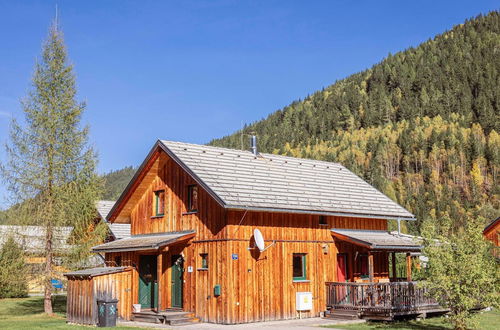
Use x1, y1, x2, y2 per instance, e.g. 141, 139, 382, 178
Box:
0, 22, 103, 314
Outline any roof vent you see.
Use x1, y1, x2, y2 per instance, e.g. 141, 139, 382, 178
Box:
250, 135, 258, 156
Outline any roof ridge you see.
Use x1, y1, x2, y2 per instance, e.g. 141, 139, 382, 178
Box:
160, 139, 343, 166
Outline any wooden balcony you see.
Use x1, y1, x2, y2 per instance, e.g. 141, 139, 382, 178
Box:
325, 281, 448, 320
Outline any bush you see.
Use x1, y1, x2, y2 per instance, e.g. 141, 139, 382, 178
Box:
0, 236, 28, 298
421, 214, 500, 329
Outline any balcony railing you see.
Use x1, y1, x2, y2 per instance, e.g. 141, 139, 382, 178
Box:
326, 281, 441, 314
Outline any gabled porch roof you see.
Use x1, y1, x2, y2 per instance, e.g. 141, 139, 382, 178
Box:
91, 230, 195, 253
331, 229, 422, 251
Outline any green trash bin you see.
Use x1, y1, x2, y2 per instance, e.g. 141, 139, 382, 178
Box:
97, 298, 118, 327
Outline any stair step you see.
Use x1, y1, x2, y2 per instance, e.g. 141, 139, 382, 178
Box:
325, 309, 360, 320
132, 315, 163, 324
167, 317, 200, 325
164, 312, 195, 320
329, 309, 359, 315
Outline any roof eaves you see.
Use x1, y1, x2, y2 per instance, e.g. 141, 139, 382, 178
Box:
106, 142, 162, 222
483, 216, 500, 234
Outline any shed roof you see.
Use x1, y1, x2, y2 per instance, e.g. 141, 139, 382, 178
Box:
64, 266, 130, 278
91, 230, 196, 253
331, 229, 422, 251
158, 141, 414, 220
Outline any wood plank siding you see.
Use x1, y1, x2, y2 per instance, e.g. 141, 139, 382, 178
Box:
66, 269, 132, 325
103, 147, 393, 324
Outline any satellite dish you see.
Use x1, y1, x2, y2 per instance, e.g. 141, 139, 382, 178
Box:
248, 228, 275, 253
254, 229, 265, 252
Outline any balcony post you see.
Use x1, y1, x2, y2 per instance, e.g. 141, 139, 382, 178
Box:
157, 252, 163, 312
368, 252, 374, 282
406, 252, 412, 282
391, 252, 397, 281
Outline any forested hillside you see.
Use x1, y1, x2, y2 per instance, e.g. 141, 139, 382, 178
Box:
101, 166, 136, 200
211, 12, 500, 233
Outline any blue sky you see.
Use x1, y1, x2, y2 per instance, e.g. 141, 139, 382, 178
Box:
0, 1, 498, 208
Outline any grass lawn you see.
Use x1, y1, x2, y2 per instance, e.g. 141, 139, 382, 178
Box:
322, 310, 500, 330
0, 295, 146, 329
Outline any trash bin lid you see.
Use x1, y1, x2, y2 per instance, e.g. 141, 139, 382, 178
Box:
97, 299, 118, 303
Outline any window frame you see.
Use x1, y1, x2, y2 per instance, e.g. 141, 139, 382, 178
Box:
199, 253, 208, 270
187, 185, 198, 213
319, 215, 328, 226
154, 189, 165, 217
292, 253, 307, 281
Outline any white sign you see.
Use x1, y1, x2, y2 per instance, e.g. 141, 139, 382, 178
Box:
187, 266, 193, 273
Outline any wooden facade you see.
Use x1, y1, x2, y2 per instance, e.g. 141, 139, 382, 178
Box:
94, 146, 412, 324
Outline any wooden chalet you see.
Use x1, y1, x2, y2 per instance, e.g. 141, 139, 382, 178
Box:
66, 140, 443, 325
484, 216, 500, 258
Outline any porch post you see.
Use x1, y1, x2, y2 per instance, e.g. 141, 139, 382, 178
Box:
406, 253, 412, 282
157, 252, 163, 312
368, 252, 374, 282
391, 252, 397, 281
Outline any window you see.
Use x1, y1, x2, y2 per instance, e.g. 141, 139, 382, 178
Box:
200, 253, 208, 269
154, 190, 165, 216
319, 215, 328, 225
114, 256, 122, 267
187, 185, 198, 212
358, 254, 369, 277
292, 253, 307, 281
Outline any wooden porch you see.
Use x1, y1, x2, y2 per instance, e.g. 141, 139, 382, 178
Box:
325, 281, 448, 320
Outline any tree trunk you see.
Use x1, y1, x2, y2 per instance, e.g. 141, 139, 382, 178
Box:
44, 224, 54, 315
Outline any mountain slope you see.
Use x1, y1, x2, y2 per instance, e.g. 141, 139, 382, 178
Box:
101, 166, 136, 201
210, 12, 500, 232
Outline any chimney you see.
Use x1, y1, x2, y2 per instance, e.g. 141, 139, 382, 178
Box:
250, 135, 257, 156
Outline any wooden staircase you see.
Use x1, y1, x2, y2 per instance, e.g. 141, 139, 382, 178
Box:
324, 309, 360, 321
132, 310, 200, 325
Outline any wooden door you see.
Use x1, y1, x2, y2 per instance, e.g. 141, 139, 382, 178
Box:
171, 255, 183, 308
138, 255, 158, 309
337, 254, 347, 282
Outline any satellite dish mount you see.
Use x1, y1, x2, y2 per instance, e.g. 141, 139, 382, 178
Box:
248, 228, 275, 252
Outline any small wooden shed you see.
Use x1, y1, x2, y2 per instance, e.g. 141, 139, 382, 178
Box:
64, 267, 132, 325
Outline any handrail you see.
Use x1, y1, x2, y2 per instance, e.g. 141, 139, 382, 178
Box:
325, 281, 440, 312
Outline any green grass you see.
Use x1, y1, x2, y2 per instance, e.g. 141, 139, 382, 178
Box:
0, 296, 145, 329
322, 310, 500, 330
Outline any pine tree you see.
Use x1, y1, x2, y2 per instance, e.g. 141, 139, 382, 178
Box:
0, 22, 103, 314
0, 236, 28, 298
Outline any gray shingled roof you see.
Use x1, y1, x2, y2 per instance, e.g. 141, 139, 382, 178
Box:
0, 225, 73, 252
159, 141, 414, 220
331, 229, 422, 251
92, 230, 195, 253
96, 201, 131, 239
64, 266, 130, 278
96, 200, 116, 220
